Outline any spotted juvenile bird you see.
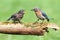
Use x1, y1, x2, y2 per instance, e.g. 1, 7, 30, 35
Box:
31, 8, 49, 23
7, 9, 25, 23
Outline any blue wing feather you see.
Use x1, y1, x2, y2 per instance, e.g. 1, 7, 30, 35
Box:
41, 11, 49, 21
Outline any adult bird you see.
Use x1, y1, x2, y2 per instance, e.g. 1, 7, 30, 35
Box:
7, 9, 25, 23
31, 8, 49, 24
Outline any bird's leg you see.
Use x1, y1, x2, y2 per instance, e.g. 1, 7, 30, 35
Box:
13, 20, 16, 24
18, 19, 23, 24
18, 19, 20, 23
33, 19, 39, 24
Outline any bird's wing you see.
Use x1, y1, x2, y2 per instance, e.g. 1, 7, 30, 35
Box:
41, 11, 49, 19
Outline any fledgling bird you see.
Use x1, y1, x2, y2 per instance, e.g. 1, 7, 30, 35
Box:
31, 8, 49, 23
7, 9, 25, 23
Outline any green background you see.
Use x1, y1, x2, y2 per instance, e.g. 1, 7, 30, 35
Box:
0, 0, 60, 40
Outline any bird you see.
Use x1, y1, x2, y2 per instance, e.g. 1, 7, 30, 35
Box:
31, 8, 49, 24
7, 9, 25, 23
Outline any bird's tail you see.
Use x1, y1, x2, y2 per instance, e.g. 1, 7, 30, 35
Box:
46, 18, 49, 22
7, 17, 12, 21
7, 18, 11, 21
46, 17, 54, 22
